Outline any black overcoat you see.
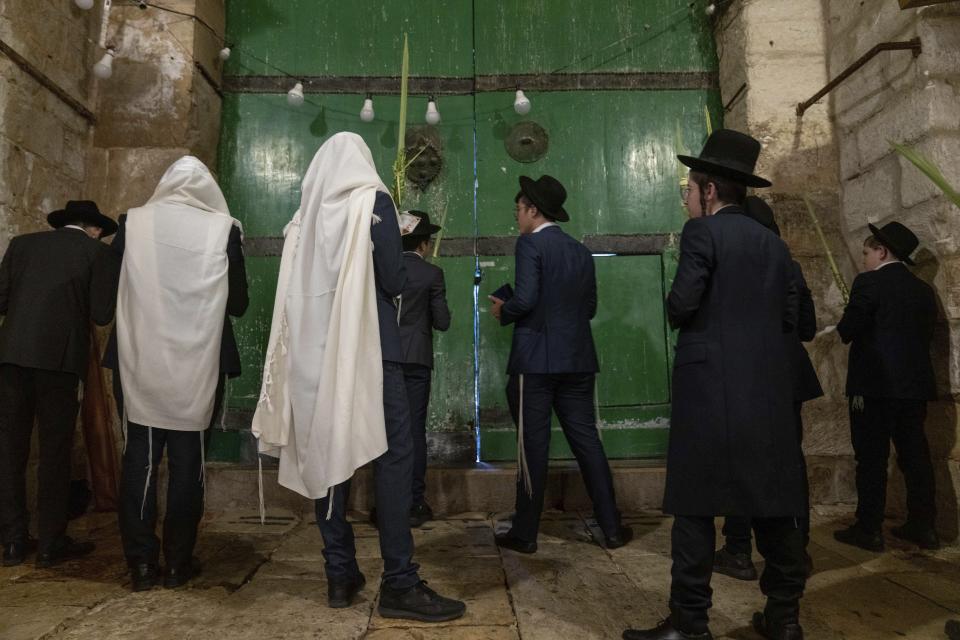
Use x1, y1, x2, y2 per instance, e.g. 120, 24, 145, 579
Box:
663, 206, 806, 517
398, 252, 450, 369
0, 228, 107, 376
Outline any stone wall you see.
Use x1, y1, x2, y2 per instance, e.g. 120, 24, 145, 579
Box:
714, 0, 858, 509
826, 0, 960, 540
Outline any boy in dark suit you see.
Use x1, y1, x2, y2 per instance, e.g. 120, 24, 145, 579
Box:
834, 221, 939, 552
488, 175, 630, 554
399, 211, 450, 527
0, 201, 116, 568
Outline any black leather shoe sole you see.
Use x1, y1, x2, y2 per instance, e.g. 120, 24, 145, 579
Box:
377, 602, 466, 623
163, 565, 200, 589
605, 526, 634, 550
495, 534, 537, 554
35, 540, 95, 568
131, 568, 159, 593
832, 528, 884, 552
891, 525, 941, 550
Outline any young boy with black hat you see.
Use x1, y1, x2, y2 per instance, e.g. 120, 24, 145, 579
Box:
398, 211, 450, 527
833, 221, 939, 552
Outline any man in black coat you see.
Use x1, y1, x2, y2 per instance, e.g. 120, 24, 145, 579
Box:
0, 201, 117, 568
833, 221, 939, 552
398, 211, 450, 527
489, 175, 630, 554
624, 131, 806, 640
714, 196, 824, 582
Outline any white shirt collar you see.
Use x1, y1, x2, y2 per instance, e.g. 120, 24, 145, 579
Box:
532, 221, 557, 233
874, 260, 901, 271
403, 250, 424, 259
63, 225, 85, 232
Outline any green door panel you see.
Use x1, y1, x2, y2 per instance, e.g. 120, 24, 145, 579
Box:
225, 1, 474, 78
592, 255, 669, 406
474, 90, 722, 237
474, 1, 717, 75
425, 256, 476, 433
225, 256, 280, 412
219, 94, 476, 238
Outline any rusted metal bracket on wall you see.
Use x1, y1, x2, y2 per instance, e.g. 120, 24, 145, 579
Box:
796, 38, 921, 117
0, 39, 97, 125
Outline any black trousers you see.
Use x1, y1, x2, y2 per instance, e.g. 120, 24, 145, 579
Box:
0, 364, 80, 550
402, 363, 432, 506
670, 515, 806, 634
316, 362, 420, 590
850, 396, 936, 532
114, 372, 221, 569
723, 403, 810, 554
505, 373, 620, 541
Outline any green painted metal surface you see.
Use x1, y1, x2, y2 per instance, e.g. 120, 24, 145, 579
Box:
225, 1, 473, 77
219, 94, 476, 238
475, 1, 717, 75
475, 90, 722, 237
217, 0, 721, 463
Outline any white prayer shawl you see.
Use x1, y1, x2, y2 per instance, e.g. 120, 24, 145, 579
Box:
252, 132, 391, 499
116, 156, 238, 432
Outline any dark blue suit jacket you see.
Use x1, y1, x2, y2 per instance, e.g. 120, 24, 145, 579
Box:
372, 191, 407, 363
500, 225, 599, 375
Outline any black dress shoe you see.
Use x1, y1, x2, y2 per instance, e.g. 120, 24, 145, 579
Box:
714, 546, 758, 581
752, 612, 804, 639
833, 524, 884, 552
495, 532, 537, 554
409, 503, 433, 528
163, 561, 200, 589
605, 525, 634, 549
378, 580, 466, 622
891, 522, 940, 550
130, 563, 159, 592
35, 536, 95, 568
328, 572, 366, 608
623, 618, 713, 639
3, 538, 36, 567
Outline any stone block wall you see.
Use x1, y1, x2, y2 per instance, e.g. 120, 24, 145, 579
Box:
827, 0, 960, 540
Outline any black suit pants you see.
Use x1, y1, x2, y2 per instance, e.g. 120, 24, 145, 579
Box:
670, 515, 806, 634
850, 396, 936, 532
505, 373, 620, 541
114, 372, 217, 568
402, 363, 432, 506
0, 364, 80, 550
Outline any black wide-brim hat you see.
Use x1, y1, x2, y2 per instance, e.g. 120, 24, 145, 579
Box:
678, 128, 771, 188
47, 200, 118, 237
406, 210, 442, 237
744, 195, 781, 237
868, 221, 919, 266
517, 175, 569, 222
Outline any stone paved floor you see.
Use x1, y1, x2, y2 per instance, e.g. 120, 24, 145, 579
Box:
2, 508, 959, 639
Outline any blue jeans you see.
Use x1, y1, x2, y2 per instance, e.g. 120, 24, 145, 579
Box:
316, 362, 420, 589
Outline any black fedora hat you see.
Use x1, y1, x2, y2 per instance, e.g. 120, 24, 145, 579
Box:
744, 195, 781, 237
868, 221, 919, 266
47, 200, 118, 237
405, 210, 442, 237
678, 129, 771, 188
516, 175, 569, 222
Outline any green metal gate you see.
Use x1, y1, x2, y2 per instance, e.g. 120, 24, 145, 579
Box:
211, 0, 721, 463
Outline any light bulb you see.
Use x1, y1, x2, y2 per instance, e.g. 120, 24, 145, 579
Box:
93, 49, 115, 80
287, 82, 304, 107
705, 3, 717, 16
219, 47, 231, 61
360, 96, 375, 122
74, 0, 94, 9
513, 89, 531, 115
425, 98, 441, 125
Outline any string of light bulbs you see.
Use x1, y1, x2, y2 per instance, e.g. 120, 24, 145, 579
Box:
75, 0, 719, 121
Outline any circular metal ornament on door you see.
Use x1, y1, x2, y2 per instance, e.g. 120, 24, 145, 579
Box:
505, 121, 548, 163
405, 126, 443, 190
